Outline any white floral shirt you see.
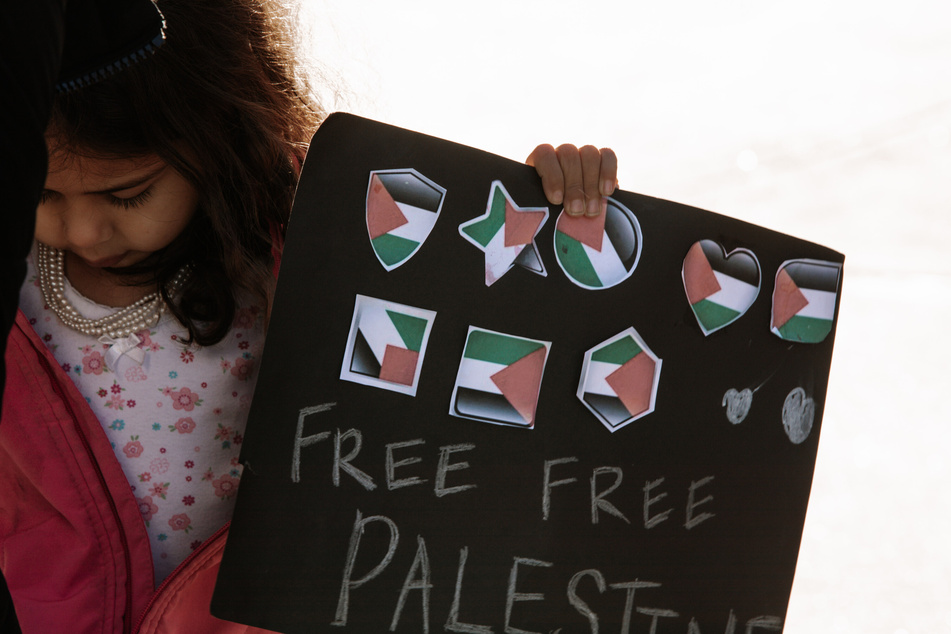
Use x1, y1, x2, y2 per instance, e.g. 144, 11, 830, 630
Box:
19, 250, 265, 585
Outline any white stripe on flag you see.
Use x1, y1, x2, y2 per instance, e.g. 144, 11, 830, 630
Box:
583, 233, 627, 285
455, 358, 505, 394
358, 304, 404, 363
797, 288, 837, 320
583, 360, 620, 397
484, 225, 522, 280
388, 203, 438, 243
707, 271, 759, 312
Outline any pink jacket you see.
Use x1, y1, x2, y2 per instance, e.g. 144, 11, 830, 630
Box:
0, 311, 275, 633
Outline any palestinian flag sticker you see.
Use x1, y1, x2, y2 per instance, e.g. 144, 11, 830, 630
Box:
682, 240, 761, 336
577, 328, 662, 433
449, 327, 551, 429
458, 181, 549, 286
554, 197, 642, 290
367, 169, 446, 271
771, 259, 842, 344
341, 295, 437, 396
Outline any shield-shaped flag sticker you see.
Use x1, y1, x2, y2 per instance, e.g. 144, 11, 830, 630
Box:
577, 327, 662, 433
771, 259, 842, 344
366, 169, 446, 271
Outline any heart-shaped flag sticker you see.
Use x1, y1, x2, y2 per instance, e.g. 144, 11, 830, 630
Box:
682, 240, 761, 336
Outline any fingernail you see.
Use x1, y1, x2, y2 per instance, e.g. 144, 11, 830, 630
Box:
568, 199, 584, 215
601, 179, 615, 195
586, 198, 600, 216
551, 189, 563, 204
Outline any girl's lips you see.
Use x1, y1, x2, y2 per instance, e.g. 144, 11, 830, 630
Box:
82, 253, 127, 268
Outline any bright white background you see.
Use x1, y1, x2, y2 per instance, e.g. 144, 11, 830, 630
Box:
300, 1, 951, 631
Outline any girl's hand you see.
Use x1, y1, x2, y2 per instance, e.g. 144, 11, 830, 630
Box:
526, 144, 618, 217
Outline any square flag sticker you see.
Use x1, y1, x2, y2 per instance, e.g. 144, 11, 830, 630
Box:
341, 295, 436, 396
449, 326, 551, 429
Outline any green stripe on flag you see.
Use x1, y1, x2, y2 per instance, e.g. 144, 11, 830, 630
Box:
386, 310, 428, 352
555, 230, 602, 288
464, 330, 544, 365
372, 234, 419, 266
692, 299, 741, 331
462, 185, 506, 247
591, 337, 642, 364
778, 314, 833, 343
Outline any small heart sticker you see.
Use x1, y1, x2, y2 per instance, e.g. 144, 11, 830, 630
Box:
782, 387, 815, 444
683, 240, 761, 336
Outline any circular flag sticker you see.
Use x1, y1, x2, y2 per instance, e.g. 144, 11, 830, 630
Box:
553, 197, 643, 290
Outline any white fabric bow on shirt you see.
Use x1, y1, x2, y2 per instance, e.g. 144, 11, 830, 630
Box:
99, 333, 147, 370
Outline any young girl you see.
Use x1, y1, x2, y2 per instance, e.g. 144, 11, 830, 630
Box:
0, 0, 617, 631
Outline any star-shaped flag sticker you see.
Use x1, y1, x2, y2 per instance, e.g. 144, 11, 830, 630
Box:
459, 181, 549, 286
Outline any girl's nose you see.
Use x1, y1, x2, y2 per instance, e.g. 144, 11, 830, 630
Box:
60, 198, 113, 249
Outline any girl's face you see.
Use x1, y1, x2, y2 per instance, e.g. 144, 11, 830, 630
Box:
35, 148, 199, 269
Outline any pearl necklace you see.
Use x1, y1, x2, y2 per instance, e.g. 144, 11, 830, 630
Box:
36, 242, 187, 339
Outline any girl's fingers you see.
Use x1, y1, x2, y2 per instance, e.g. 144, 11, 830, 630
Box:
529, 143, 619, 217
526, 144, 564, 205
555, 143, 586, 216
579, 144, 604, 217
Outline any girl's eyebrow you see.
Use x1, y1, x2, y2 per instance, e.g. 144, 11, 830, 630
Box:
87, 164, 167, 194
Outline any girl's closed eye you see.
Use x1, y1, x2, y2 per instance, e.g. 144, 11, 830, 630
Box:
109, 186, 154, 210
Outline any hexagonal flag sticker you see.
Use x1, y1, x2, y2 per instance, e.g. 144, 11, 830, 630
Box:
577, 327, 662, 432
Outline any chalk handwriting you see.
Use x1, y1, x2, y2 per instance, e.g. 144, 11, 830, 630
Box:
445, 547, 493, 633
685, 476, 716, 530
591, 466, 630, 525
391, 535, 433, 633
505, 557, 554, 634
643, 478, 673, 529
543, 458, 715, 530
435, 444, 478, 497
332, 510, 399, 626
291, 403, 335, 483
386, 439, 427, 490
329, 509, 781, 631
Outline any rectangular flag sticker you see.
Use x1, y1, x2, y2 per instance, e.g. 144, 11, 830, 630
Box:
341, 295, 437, 396
449, 326, 551, 429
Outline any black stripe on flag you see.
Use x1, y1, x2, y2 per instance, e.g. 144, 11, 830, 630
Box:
604, 204, 640, 268
699, 240, 760, 285
582, 393, 631, 428
454, 387, 526, 426
349, 328, 381, 378
783, 260, 840, 292
375, 172, 442, 212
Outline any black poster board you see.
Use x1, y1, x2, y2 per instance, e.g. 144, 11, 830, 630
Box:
212, 113, 843, 633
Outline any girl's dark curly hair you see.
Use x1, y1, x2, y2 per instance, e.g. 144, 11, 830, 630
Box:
48, 0, 325, 345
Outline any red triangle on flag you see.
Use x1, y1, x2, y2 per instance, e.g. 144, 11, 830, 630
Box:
605, 352, 656, 418
367, 174, 409, 240
772, 268, 810, 329
491, 347, 547, 425
555, 211, 605, 252
379, 345, 419, 386
503, 199, 547, 247
683, 241, 721, 304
